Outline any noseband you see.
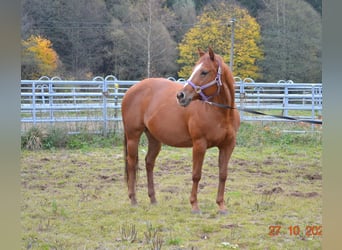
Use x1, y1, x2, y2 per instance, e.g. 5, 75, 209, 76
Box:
185, 62, 223, 101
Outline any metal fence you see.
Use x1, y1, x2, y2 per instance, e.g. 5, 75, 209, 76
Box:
21, 76, 322, 134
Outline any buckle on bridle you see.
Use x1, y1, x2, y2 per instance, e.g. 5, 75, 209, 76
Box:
194, 86, 202, 93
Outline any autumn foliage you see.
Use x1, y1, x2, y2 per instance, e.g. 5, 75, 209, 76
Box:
21, 35, 60, 79
177, 2, 264, 80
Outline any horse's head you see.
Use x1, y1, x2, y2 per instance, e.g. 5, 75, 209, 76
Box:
177, 47, 222, 107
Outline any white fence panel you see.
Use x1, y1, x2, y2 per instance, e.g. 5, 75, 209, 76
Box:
21, 76, 322, 134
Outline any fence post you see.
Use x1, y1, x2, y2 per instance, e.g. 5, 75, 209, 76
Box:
316, 86, 322, 118
102, 78, 108, 136
254, 87, 263, 106
32, 81, 36, 126
283, 85, 289, 116
49, 77, 60, 124
239, 81, 245, 121
240, 78, 255, 121
114, 83, 119, 132
311, 85, 316, 131
49, 80, 54, 124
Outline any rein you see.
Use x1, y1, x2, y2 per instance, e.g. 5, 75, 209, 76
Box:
205, 101, 323, 125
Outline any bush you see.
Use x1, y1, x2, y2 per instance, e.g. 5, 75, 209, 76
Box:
66, 133, 93, 149
43, 127, 68, 149
22, 126, 45, 150
21, 126, 126, 150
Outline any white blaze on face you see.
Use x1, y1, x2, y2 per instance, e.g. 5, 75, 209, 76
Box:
184, 63, 203, 86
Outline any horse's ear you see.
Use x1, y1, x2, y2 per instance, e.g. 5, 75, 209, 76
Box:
208, 47, 215, 61
198, 48, 205, 57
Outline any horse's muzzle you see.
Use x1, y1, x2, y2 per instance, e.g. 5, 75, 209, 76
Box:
176, 90, 192, 107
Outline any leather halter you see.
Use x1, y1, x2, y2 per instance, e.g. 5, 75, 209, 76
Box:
185, 62, 222, 101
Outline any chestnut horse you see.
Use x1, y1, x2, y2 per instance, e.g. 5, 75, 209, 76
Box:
122, 48, 240, 214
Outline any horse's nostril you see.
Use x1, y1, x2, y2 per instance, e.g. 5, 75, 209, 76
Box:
177, 91, 185, 100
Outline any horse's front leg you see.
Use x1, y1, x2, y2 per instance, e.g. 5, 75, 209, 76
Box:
190, 140, 206, 213
216, 139, 236, 214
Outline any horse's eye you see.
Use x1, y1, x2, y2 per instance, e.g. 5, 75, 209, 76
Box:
201, 71, 208, 76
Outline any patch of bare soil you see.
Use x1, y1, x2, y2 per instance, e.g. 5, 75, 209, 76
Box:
263, 187, 284, 195
289, 191, 320, 198
221, 223, 239, 229
304, 173, 322, 180
262, 159, 274, 165
98, 174, 119, 182
232, 159, 249, 166
160, 186, 180, 194
245, 168, 272, 175
155, 160, 189, 176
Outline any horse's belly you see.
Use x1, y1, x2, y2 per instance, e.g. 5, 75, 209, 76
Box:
154, 130, 193, 147
144, 107, 193, 147
146, 118, 193, 147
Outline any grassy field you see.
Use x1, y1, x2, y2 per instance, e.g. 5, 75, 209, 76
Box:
21, 123, 322, 249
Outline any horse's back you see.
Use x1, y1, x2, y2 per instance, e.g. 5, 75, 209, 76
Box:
122, 78, 182, 113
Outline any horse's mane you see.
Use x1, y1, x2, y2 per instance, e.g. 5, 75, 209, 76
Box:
215, 54, 236, 108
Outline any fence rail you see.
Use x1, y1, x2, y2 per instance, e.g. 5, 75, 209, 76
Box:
21, 76, 322, 134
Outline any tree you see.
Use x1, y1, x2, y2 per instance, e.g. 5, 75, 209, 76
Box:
178, 1, 263, 80
104, 0, 178, 80
236, 0, 266, 17
21, 35, 60, 79
171, 0, 197, 42
22, 0, 112, 79
258, 0, 321, 82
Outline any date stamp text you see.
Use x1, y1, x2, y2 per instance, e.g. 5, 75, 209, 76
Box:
268, 225, 322, 237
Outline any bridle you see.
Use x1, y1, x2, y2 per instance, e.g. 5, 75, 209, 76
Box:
185, 62, 223, 101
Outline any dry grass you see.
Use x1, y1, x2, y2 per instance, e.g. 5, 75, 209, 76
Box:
21, 138, 322, 249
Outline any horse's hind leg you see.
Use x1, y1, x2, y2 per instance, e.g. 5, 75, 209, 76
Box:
125, 131, 142, 206
144, 130, 161, 204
